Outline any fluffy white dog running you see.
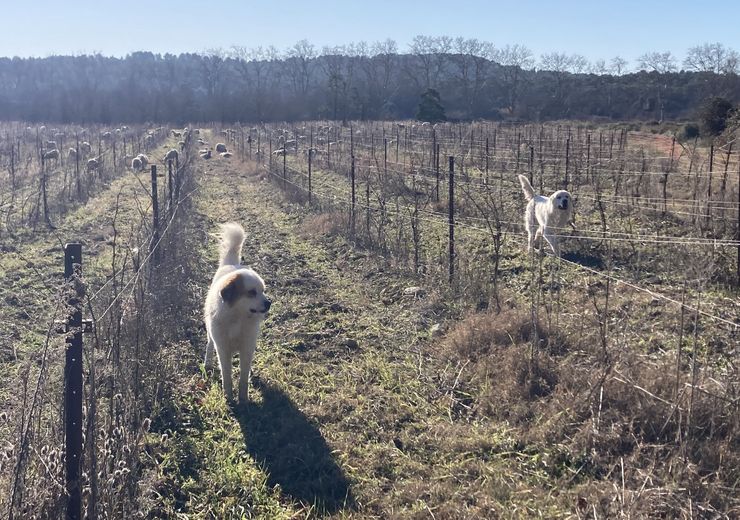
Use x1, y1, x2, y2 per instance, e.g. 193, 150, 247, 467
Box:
204, 223, 271, 404
517, 175, 574, 256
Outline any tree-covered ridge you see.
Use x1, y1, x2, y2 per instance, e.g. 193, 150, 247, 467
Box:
0, 39, 737, 124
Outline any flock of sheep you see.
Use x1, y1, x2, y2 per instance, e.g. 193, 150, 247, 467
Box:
40, 132, 99, 172
35, 124, 241, 179
197, 128, 231, 160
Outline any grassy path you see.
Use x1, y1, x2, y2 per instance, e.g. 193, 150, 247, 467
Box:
144, 138, 569, 518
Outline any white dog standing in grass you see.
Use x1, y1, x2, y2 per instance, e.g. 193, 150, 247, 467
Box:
204, 223, 271, 404
518, 175, 574, 257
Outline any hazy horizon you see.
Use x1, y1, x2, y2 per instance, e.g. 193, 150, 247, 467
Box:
3, 0, 739, 70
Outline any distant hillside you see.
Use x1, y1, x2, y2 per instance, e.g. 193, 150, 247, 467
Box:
0, 51, 737, 123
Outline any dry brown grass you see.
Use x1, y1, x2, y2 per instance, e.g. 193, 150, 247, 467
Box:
434, 299, 739, 516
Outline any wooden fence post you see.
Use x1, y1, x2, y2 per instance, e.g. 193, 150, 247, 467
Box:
75, 136, 81, 200
736, 155, 740, 287
350, 156, 356, 235
64, 243, 83, 520
167, 159, 173, 213
383, 137, 388, 186
435, 143, 441, 202
485, 136, 489, 184
564, 136, 570, 190
150, 165, 159, 263
528, 145, 534, 185
308, 148, 313, 205
706, 143, 714, 222
449, 156, 455, 285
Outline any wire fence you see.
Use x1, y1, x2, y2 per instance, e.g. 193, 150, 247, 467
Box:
0, 125, 199, 518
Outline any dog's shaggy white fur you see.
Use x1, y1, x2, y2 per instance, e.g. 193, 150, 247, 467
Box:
204, 223, 271, 403
518, 175, 574, 256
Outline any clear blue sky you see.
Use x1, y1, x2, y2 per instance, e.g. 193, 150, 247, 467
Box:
3, 0, 739, 69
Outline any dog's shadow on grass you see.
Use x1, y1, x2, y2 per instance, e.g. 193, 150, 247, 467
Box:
562, 251, 605, 269
235, 376, 354, 514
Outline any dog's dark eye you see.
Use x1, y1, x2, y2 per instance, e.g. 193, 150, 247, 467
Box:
246, 289, 257, 298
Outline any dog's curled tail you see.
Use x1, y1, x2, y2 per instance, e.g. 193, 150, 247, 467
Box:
517, 174, 535, 201
218, 222, 245, 267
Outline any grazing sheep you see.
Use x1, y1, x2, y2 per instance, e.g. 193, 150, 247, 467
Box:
272, 148, 286, 157
220, 152, 232, 158
137, 153, 149, 166
43, 149, 60, 161
164, 149, 179, 162
200, 149, 212, 159
171, 130, 182, 137
87, 158, 99, 172
68, 148, 77, 161
215, 143, 227, 153
132, 157, 143, 171
101, 131, 112, 140
80, 142, 92, 155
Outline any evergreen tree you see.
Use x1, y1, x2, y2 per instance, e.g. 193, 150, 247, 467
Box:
416, 88, 447, 123
699, 97, 735, 136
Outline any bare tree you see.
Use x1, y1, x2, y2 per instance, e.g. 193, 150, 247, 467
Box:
609, 56, 629, 75
491, 44, 534, 115
200, 48, 227, 97
360, 39, 398, 117
285, 39, 316, 97
450, 37, 492, 116
407, 35, 438, 90
684, 42, 739, 74
320, 45, 358, 121
637, 51, 677, 73
539, 52, 585, 115
590, 59, 609, 75
230, 45, 279, 121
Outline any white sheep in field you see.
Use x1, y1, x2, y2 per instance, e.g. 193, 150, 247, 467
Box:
137, 153, 149, 166
43, 149, 60, 161
272, 148, 286, 157
220, 151, 232, 158
101, 131, 112, 140
132, 157, 143, 171
87, 158, 99, 172
68, 148, 77, 161
164, 149, 179, 162
80, 141, 92, 155
215, 143, 227, 153
200, 149, 212, 159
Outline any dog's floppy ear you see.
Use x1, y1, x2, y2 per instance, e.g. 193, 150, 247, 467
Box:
219, 273, 244, 305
